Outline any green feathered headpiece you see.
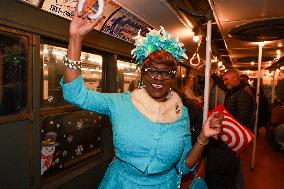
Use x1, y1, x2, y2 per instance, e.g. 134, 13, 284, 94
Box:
131, 26, 188, 65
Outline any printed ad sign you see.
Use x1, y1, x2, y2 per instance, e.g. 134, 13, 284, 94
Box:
101, 8, 149, 43
41, 0, 150, 43
20, 0, 41, 6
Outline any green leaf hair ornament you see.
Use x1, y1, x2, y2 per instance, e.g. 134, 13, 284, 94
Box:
131, 26, 188, 65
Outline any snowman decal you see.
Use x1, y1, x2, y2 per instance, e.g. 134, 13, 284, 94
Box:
41, 132, 59, 175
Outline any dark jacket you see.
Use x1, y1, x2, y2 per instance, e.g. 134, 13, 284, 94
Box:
181, 96, 203, 145
204, 139, 240, 189
177, 87, 203, 144
212, 74, 255, 131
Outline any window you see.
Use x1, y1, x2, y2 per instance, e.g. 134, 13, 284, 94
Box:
176, 65, 188, 90
40, 110, 103, 177
0, 30, 28, 115
40, 44, 103, 108
117, 60, 140, 92
40, 44, 104, 178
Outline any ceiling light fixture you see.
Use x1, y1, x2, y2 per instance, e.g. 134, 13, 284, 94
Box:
258, 41, 265, 47
276, 49, 281, 59
193, 35, 200, 43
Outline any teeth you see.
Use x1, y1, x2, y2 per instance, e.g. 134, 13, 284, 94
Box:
152, 84, 164, 88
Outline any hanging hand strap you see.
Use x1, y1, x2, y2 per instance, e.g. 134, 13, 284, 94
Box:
78, 0, 104, 20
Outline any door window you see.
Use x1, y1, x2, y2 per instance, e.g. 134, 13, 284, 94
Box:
0, 31, 28, 115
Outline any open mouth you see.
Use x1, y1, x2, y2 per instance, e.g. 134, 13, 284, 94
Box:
151, 83, 164, 89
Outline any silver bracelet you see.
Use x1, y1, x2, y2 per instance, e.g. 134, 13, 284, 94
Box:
64, 62, 82, 70
197, 136, 209, 145
63, 55, 82, 65
63, 55, 82, 70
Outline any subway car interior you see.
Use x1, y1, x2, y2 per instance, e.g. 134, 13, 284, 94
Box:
0, 0, 284, 188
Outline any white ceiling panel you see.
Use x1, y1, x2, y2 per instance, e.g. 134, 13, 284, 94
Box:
211, 0, 284, 22
210, 0, 284, 68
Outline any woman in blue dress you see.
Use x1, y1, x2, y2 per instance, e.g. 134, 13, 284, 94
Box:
61, 5, 223, 189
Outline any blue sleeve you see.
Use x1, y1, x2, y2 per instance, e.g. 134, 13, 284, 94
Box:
60, 76, 113, 116
176, 114, 196, 175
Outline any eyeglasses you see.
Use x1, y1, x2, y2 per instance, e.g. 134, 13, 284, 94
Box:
144, 67, 176, 80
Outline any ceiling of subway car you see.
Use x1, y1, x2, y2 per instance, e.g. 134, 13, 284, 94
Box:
114, 0, 284, 71
209, 0, 284, 70
114, 0, 219, 69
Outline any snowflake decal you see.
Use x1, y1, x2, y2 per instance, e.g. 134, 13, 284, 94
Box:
62, 150, 68, 157
67, 135, 74, 143
75, 145, 83, 156
47, 96, 54, 102
76, 120, 84, 130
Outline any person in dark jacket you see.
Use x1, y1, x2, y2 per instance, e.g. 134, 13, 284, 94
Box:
208, 69, 255, 189
212, 70, 255, 130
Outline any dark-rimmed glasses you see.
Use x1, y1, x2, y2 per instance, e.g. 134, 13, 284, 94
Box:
143, 67, 176, 80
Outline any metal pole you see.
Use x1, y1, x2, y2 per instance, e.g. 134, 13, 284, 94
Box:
271, 70, 276, 104
203, 20, 212, 123
251, 42, 263, 170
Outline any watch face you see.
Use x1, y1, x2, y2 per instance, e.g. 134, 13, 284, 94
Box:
20, 0, 41, 6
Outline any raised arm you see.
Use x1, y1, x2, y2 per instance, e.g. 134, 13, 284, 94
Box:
61, 2, 113, 115
211, 72, 228, 92
64, 2, 101, 83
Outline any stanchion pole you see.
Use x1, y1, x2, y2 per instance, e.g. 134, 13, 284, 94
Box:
271, 70, 276, 104
251, 42, 264, 170
203, 19, 212, 123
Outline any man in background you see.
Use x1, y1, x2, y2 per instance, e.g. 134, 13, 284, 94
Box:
208, 69, 255, 189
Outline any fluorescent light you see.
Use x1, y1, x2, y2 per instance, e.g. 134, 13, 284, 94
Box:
123, 72, 137, 76
52, 50, 64, 56
193, 35, 200, 43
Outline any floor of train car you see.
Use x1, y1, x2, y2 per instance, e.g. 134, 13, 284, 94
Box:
181, 127, 284, 189
242, 127, 284, 189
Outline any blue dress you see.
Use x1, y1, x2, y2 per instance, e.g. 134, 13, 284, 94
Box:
61, 76, 194, 188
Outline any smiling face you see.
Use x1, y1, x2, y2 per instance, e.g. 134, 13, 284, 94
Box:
142, 50, 177, 102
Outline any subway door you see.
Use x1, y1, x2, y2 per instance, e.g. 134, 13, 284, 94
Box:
0, 26, 36, 188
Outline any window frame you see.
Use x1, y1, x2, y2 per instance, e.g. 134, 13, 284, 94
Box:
39, 39, 105, 115
0, 26, 33, 124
